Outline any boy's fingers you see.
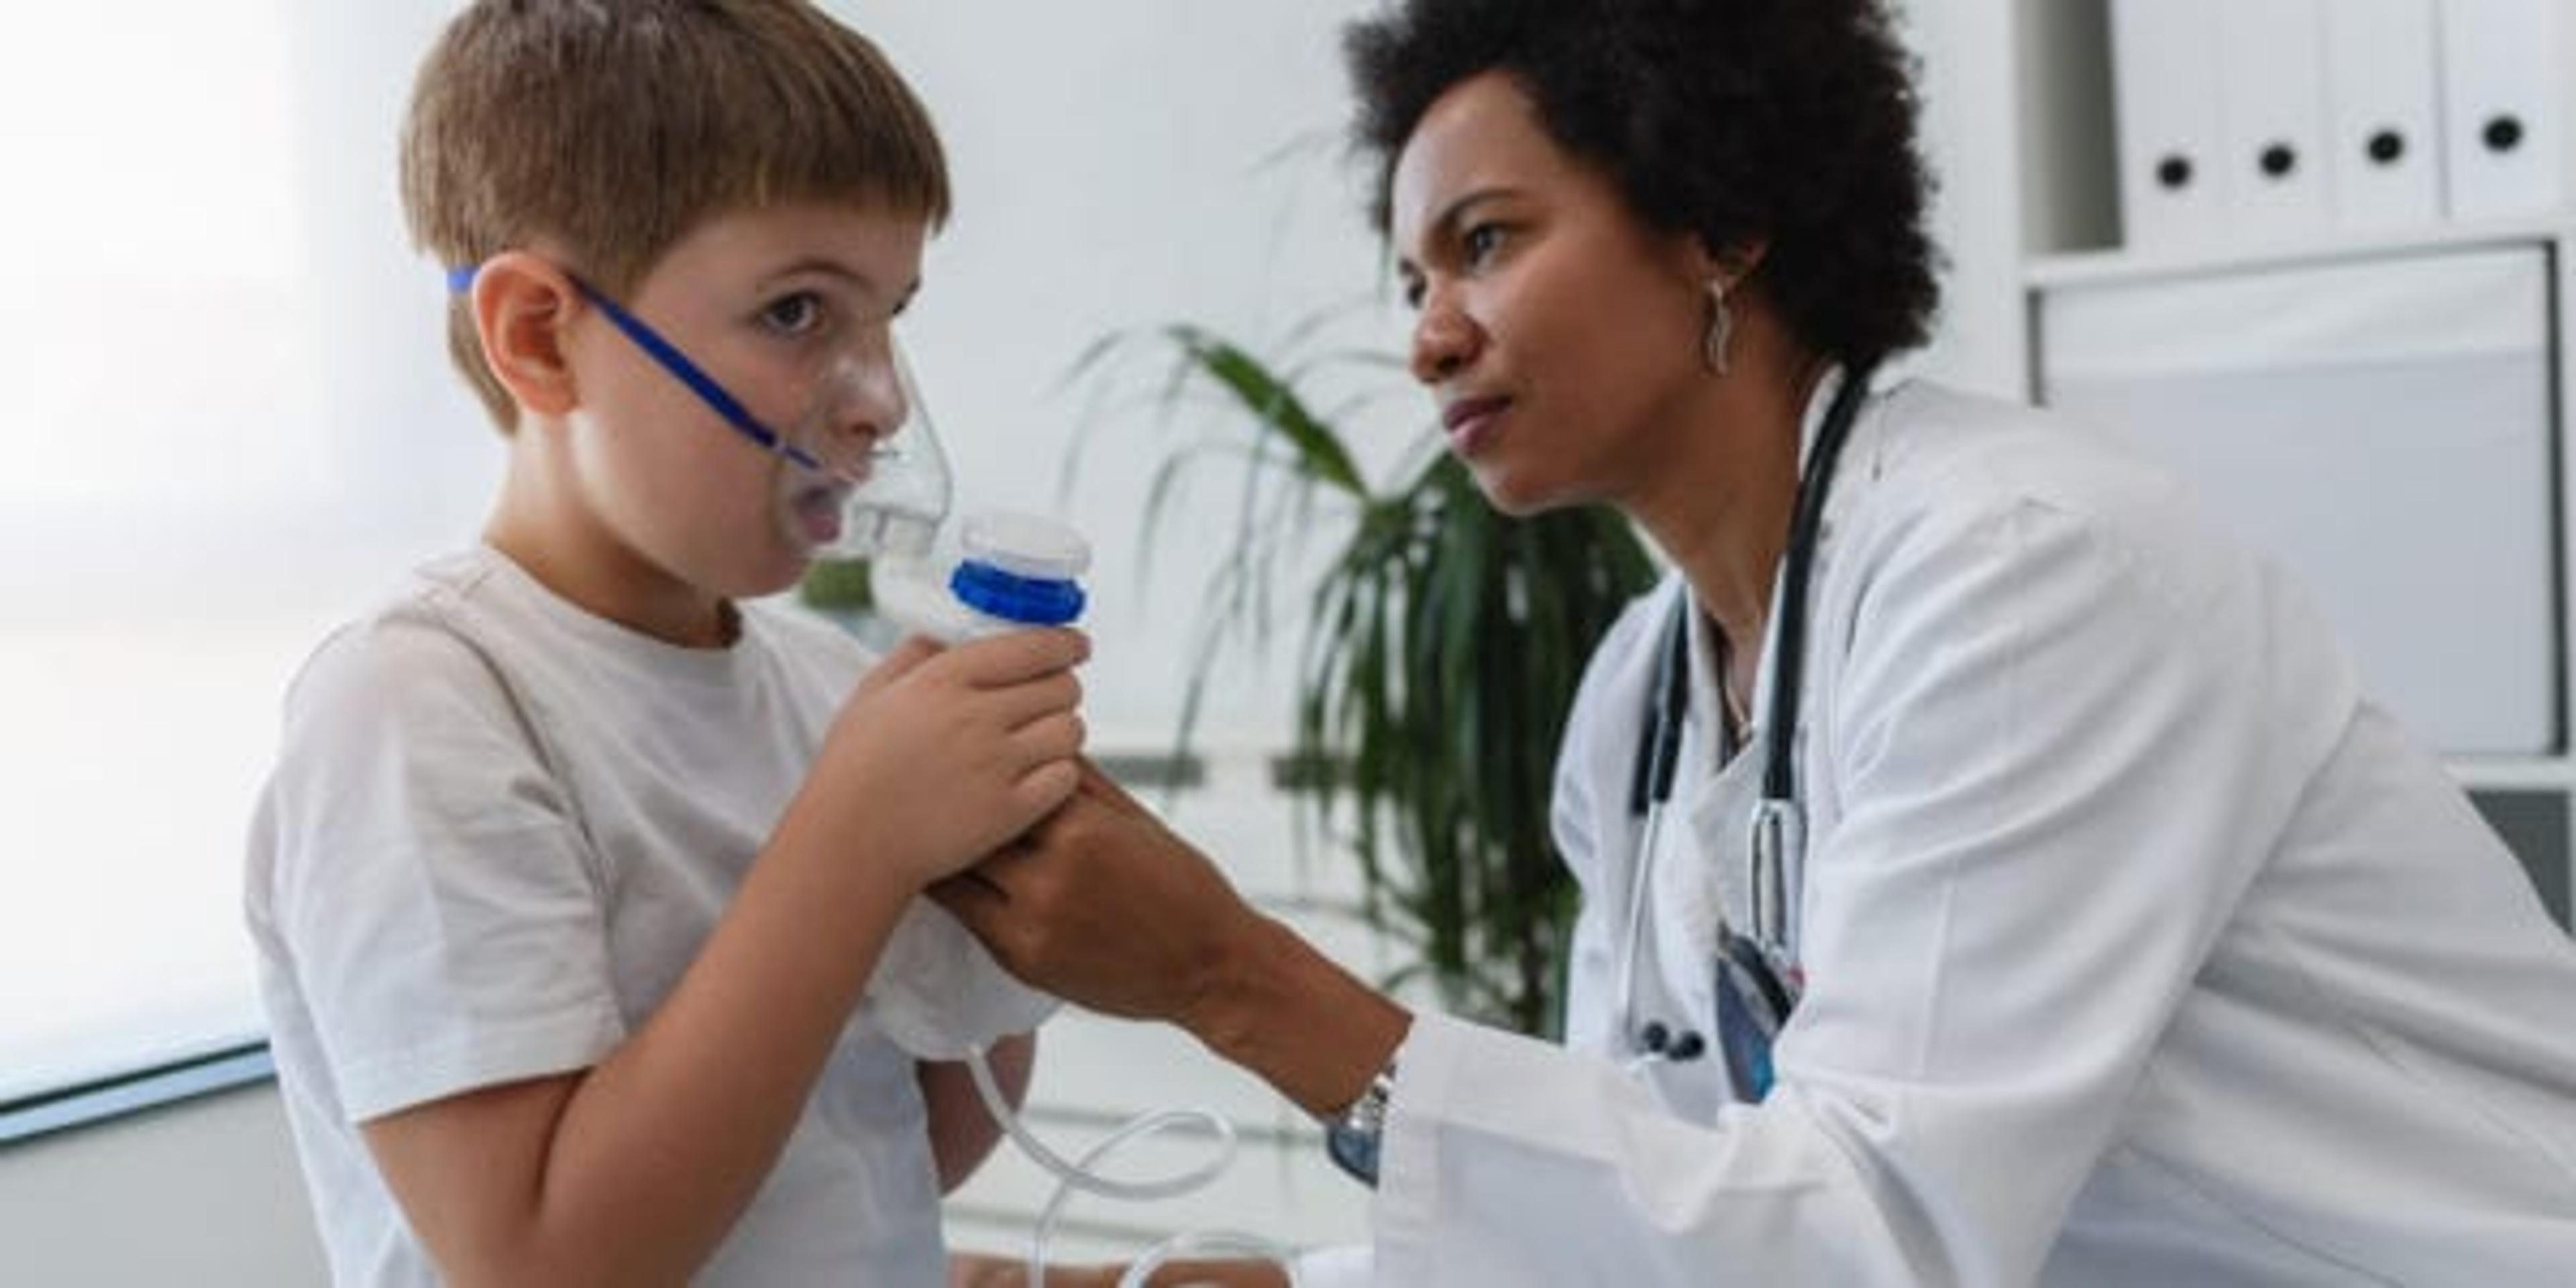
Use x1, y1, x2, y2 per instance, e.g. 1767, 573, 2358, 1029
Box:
926, 870, 1012, 941
945, 627, 1090, 686
1012, 759, 1083, 819
857, 636, 943, 698
991, 671, 1084, 731
1010, 711, 1086, 767
1076, 759, 1151, 817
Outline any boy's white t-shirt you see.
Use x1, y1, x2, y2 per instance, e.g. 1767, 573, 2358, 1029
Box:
245, 545, 949, 1287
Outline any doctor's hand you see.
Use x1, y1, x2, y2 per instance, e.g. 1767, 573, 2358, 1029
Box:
932, 761, 1413, 1118
928, 760, 1263, 1026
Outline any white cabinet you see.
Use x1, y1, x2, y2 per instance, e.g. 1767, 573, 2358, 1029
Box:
2036, 247, 2558, 755
1910, 0, 2576, 926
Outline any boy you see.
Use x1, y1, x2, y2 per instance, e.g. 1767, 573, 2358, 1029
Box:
244, 3, 1085, 1283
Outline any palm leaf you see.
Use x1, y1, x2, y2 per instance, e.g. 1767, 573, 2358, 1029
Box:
1076, 319, 1656, 1034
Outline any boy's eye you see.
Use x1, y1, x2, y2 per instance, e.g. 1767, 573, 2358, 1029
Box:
1462, 223, 1507, 264
759, 291, 825, 335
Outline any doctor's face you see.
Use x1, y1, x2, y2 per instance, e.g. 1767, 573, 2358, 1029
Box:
1391, 71, 1715, 517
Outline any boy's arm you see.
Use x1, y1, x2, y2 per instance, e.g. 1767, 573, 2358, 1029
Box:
361, 631, 1087, 1286
920, 1030, 1036, 1193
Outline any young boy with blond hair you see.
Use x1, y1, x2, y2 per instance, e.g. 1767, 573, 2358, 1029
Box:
246, 3, 1087, 1282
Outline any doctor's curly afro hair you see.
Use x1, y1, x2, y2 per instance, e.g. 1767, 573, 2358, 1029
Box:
1344, 0, 1940, 367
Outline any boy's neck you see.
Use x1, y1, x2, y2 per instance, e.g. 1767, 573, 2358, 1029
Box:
485, 437, 739, 649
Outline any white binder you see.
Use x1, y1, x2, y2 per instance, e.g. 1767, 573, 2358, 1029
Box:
2325, 0, 2444, 231
2218, 0, 2332, 241
2035, 248, 2559, 755
2438, 0, 2564, 221
2110, 0, 2226, 249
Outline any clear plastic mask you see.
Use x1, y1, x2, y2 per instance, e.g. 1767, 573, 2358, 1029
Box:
769, 341, 953, 565
518, 270, 955, 565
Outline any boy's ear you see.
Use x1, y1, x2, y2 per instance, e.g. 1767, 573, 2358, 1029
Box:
470, 252, 584, 419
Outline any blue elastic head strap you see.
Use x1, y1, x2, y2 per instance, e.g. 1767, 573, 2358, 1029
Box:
447, 264, 823, 472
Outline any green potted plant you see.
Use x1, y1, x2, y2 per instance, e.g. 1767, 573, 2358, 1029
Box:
1081, 321, 1656, 1036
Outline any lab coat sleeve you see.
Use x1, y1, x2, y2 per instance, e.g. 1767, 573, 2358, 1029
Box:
1371, 478, 2328, 1287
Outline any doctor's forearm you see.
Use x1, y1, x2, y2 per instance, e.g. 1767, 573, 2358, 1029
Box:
920, 1030, 1034, 1192
1181, 915, 1412, 1118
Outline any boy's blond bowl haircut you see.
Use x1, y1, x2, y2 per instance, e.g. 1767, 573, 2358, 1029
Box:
400, 0, 951, 431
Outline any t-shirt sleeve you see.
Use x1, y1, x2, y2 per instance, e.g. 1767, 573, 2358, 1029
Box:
262, 610, 625, 1123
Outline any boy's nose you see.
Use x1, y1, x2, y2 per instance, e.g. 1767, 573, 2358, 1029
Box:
810, 360, 910, 470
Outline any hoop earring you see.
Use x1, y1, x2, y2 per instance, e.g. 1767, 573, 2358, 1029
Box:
1702, 279, 1735, 376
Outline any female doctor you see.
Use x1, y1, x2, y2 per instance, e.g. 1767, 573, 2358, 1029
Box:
935, 0, 2576, 1282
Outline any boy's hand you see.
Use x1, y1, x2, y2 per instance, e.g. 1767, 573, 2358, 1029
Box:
796, 628, 1088, 890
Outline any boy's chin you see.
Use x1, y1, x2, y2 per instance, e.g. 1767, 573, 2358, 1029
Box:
748, 559, 819, 602
708, 544, 820, 604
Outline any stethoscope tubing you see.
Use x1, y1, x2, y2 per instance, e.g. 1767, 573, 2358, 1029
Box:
1617, 364, 1874, 1065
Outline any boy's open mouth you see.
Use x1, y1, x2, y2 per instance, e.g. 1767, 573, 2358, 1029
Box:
790, 480, 853, 546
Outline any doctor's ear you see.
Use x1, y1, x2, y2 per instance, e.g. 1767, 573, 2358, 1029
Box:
468, 252, 584, 420
1688, 237, 1770, 291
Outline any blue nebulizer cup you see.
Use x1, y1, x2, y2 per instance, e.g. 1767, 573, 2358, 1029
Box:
873, 511, 1091, 645
797, 350, 1090, 645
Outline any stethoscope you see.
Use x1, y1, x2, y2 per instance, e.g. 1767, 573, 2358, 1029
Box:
1615, 365, 1873, 1077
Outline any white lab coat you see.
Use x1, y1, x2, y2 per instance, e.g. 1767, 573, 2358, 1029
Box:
1362, 376, 2576, 1285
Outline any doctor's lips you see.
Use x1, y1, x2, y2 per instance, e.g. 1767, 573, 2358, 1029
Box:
1441, 393, 1512, 454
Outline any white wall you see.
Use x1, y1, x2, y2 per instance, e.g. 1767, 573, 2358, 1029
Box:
0, 1087, 327, 1285
860, 0, 1413, 752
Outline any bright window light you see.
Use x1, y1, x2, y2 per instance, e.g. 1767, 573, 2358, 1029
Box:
0, 3, 486, 1106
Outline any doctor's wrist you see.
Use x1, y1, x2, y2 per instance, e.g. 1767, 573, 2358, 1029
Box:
1181, 914, 1411, 1119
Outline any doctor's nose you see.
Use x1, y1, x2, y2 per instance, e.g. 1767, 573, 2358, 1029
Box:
1409, 297, 1483, 386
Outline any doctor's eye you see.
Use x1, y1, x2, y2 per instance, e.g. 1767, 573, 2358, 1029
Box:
757, 290, 828, 337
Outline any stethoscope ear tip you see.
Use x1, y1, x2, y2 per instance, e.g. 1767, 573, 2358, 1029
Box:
1631, 1021, 1707, 1065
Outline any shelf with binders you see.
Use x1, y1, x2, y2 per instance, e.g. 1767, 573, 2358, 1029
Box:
1996, 0, 2576, 268
2021, 215, 2574, 294
1915, 0, 2576, 928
